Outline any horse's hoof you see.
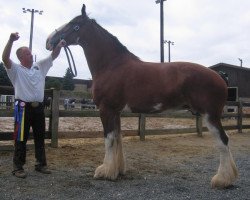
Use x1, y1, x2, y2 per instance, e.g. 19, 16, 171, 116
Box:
94, 164, 105, 179
119, 164, 126, 176
119, 169, 126, 176
211, 174, 233, 189
94, 164, 118, 180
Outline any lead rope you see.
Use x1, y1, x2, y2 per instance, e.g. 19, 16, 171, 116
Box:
64, 46, 77, 77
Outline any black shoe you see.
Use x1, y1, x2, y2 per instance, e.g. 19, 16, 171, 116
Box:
12, 169, 27, 178
35, 166, 51, 174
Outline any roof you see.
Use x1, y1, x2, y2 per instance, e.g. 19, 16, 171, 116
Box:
209, 63, 250, 72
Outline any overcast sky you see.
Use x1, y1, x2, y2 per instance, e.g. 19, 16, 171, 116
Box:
0, 0, 249, 79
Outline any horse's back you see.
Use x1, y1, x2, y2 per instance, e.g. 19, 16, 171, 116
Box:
94, 60, 227, 115
127, 61, 227, 98
162, 62, 227, 114
123, 61, 227, 114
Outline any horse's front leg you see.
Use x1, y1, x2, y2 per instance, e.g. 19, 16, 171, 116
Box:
94, 108, 125, 180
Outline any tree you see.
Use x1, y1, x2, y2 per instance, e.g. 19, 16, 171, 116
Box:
0, 62, 12, 86
62, 67, 75, 90
45, 77, 62, 90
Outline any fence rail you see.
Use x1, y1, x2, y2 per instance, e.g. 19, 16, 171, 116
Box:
1, 86, 250, 149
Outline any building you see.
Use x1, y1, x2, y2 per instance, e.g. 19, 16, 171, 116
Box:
210, 63, 250, 101
73, 79, 92, 92
0, 94, 14, 109
45, 76, 92, 92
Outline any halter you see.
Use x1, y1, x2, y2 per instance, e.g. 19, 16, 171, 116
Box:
64, 46, 77, 77
52, 21, 84, 45
51, 19, 88, 77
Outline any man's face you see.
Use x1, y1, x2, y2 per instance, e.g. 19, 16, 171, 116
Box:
20, 47, 33, 68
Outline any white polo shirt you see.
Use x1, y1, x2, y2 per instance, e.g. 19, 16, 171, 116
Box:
6, 56, 53, 102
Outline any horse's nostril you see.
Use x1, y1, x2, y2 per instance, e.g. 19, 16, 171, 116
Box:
46, 43, 53, 51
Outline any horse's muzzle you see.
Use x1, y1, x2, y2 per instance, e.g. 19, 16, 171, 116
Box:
46, 38, 54, 51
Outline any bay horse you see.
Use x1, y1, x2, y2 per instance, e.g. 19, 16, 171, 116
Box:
46, 4, 238, 189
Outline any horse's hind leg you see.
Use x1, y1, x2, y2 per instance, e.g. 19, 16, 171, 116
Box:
205, 114, 238, 188
94, 108, 125, 180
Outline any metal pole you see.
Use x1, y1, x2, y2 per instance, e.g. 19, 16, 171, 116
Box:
22, 8, 43, 53
160, 0, 164, 63
238, 58, 243, 67
168, 41, 170, 62
156, 0, 166, 63
29, 9, 34, 51
164, 40, 174, 62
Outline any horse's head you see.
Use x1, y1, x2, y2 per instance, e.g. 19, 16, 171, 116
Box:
46, 4, 88, 50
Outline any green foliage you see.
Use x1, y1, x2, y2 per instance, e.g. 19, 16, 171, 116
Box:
62, 67, 75, 90
0, 62, 12, 86
45, 77, 62, 90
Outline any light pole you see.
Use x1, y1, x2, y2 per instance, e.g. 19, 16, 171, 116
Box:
164, 40, 174, 62
22, 8, 43, 52
155, 0, 166, 63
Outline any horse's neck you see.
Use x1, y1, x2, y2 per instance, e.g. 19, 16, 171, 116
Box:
79, 25, 128, 76
80, 42, 116, 76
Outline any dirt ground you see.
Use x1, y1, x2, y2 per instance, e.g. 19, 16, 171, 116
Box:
0, 117, 250, 199
0, 116, 196, 133
0, 117, 249, 173
46, 130, 250, 177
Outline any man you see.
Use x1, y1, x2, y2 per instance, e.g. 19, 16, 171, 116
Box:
2, 32, 66, 178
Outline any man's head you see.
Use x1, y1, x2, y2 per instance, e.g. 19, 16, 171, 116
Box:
16, 47, 33, 68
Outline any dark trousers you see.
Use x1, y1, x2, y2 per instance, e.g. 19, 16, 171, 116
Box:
13, 101, 47, 171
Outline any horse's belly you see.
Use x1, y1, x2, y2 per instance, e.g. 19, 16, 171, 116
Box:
123, 100, 185, 114
123, 103, 163, 113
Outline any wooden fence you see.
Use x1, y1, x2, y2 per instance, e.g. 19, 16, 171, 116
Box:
1, 86, 250, 149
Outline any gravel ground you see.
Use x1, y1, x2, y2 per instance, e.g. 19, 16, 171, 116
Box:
0, 131, 250, 200
0, 153, 249, 200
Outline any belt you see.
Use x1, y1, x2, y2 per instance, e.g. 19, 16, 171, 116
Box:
30, 102, 40, 108
16, 100, 42, 108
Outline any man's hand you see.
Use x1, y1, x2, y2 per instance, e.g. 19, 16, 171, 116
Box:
9, 32, 20, 42
57, 39, 67, 48
51, 39, 67, 60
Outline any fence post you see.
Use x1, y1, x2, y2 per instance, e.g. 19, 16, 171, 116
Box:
51, 89, 60, 147
139, 114, 146, 141
237, 101, 243, 133
196, 115, 203, 137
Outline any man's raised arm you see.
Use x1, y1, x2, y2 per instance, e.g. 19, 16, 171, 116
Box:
2, 32, 20, 69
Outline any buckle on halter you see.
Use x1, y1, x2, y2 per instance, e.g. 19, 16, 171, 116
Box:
31, 102, 39, 108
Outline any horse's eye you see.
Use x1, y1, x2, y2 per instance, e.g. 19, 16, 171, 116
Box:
74, 25, 80, 31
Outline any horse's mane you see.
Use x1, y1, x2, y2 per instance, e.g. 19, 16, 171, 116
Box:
89, 19, 140, 60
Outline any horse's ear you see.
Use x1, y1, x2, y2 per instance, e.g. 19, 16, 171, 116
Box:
82, 4, 86, 16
